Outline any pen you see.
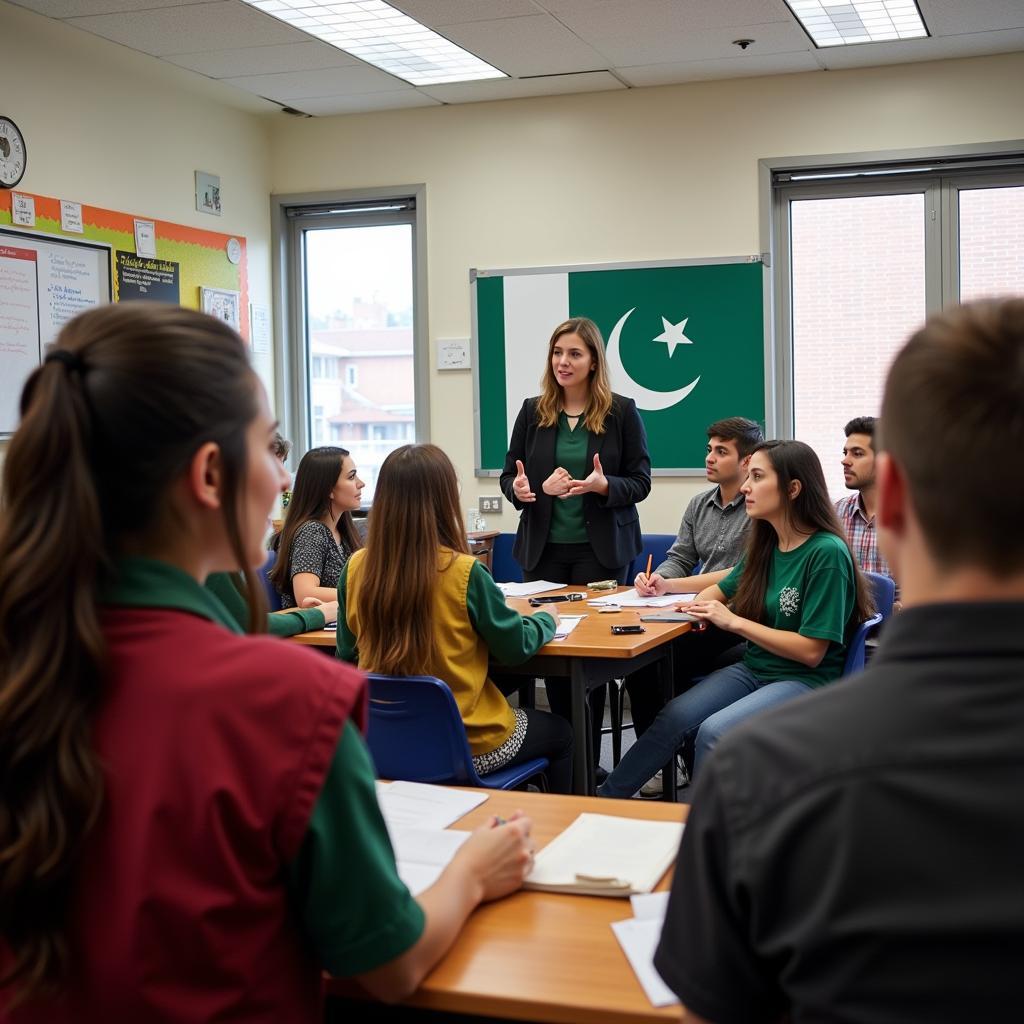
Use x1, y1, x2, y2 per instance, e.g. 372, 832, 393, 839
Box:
645, 553, 653, 577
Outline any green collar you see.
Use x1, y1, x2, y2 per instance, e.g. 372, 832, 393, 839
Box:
103, 557, 242, 635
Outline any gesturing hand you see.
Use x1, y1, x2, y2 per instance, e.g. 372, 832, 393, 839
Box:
542, 466, 573, 498
566, 453, 609, 497
513, 459, 536, 503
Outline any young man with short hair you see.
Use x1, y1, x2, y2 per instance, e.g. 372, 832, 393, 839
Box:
654, 298, 1024, 1022
835, 416, 896, 589
623, 417, 763, 787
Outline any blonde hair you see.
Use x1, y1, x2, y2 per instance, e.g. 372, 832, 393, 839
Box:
535, 317, 613, 434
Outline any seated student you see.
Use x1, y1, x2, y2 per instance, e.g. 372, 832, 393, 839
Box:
836, 414, 899, 601
654, 298, 1024, 1023
206, 431, 339, 635
0, 304, 534, 1022
338, 443, 574, 794
271, 445, 363, 608
598, 440, 872, 799
624, 417, 763, 772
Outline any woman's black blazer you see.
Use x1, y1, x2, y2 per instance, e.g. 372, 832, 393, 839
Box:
499, 394, 652, 573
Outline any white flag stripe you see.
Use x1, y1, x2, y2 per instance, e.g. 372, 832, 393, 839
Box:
503, 273, 569, 442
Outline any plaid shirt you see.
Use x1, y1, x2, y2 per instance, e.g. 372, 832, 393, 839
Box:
834, 493, 898, 598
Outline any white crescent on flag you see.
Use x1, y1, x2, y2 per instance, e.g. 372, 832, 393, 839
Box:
607, 308, 700, 411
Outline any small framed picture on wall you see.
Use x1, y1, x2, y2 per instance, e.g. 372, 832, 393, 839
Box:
200, 286, 240, 331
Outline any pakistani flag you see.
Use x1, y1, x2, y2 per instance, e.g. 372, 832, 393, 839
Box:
475, 260, 765, 472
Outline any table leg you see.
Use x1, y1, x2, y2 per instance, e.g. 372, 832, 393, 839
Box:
570, 661, 593, 796
658, 645, 678, 802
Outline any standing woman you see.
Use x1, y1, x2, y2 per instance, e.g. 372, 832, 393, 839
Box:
599, 440, 874, 798
339, 444, 574, 794
270, 445, 364, 608
0, 304, 533, 1021
500, 317, 651, 771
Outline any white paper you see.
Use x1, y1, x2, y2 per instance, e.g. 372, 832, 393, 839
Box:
552, 614, 585, 640
392, 827, 472, 895
437, 337, 470, 370
250, 302, 271, 354
133, 219, 157, 258
611, 917, 679, 1007
496, 580, 564, 598
377, 780, 488, 833
60, 200, 84, 233
589, 591, 689, 608
630, 890, 670, 920
11, 193, 34, 226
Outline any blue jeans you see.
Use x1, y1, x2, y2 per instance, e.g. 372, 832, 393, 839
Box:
597, 662, 812, 798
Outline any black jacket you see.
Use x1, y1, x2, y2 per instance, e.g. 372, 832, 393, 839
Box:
499, 395, 651, 573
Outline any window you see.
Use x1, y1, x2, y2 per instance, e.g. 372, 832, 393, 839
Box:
768, 150, 1024, 498
272, 188, 428, 502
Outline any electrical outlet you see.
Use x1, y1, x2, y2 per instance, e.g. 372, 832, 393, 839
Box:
479, 496, 503, 514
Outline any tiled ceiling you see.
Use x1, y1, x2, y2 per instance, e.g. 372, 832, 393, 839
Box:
9, 0, 1024, 116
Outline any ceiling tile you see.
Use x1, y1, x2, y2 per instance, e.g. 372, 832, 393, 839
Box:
540, 0, 789, 33
420, 70, 625, 104
619, 51, 822, 87
65, 1, 308, 55
290, 90, 442, 115
390, 0, 539, 25
816, 27, 1024, 69
225, 63, 405, 99
9, 0, 203, 16
165, 40, 358, 77
438, 13, 609, 77
921, 0, 1024, 36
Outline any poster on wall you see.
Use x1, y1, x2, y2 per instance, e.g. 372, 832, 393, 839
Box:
201, 286, 240, 330
116, 251, 180, 303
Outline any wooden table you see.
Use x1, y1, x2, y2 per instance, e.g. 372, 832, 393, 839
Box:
500, 586, 692, 796
468, 529, 500, 573
287, 586, 691, 795
325, 788, 687, 1024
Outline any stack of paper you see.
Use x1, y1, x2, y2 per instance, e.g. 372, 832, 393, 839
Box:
588, 591, 695, 609
611, 891, 679, 1008
525, 813, 683, 897
496, 580, 564, 597
552, 614, 585, 640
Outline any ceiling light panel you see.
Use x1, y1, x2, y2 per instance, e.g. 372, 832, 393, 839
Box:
242, 0, 507, 85
784, 0, 928, 48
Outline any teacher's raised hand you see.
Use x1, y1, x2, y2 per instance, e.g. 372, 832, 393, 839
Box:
513, 459, 536, 503
566, 453, 609, 497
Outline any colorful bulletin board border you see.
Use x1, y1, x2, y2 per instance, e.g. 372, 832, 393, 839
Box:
0, 189, 249, 338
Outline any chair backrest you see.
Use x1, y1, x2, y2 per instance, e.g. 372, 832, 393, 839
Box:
366, 674, 480, 785
259, 549, 282, 612
490, 533, 523, 583
843, 612, 883, 675
864, 571, 896, 620
630, 533, 677, 580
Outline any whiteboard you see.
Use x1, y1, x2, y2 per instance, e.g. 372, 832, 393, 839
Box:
0, 226, 112, 435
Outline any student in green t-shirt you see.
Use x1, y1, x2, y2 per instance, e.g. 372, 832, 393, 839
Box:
599, 440, 874, 798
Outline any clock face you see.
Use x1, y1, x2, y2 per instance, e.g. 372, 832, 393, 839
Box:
0, 116, 27, 189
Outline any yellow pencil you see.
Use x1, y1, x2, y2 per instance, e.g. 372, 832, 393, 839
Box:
645, 553, 653, 577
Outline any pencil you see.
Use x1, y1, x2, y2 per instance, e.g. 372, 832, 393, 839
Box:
645, 553, 653, 577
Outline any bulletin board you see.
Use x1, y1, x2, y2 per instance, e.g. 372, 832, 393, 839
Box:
0, 188, 248, 435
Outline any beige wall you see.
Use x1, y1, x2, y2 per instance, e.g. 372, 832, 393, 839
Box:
0, 1, 274, 442
268, 51, 1024, 534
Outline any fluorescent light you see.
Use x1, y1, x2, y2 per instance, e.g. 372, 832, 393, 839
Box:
784, 0, 928, 47
242, 0, 507, 85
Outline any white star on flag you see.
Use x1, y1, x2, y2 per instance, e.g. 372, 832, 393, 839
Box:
652, 316, 694, 358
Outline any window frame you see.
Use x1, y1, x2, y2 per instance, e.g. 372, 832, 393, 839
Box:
760, 141, 1024, 439
270, 184, 429, 452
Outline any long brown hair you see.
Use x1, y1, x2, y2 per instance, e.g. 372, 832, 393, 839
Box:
0, 303, 262, 1004
356, 444, 468, 674
535, 317, 614, 433
731, 440, 874, 627
269, 446, 363, 598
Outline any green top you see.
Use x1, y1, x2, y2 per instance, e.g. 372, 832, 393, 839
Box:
205, 571, 326, 636
104, 557, 424, 975
719, 531, 856, 688
548, 412, 589, 544
336, 557, 557, 667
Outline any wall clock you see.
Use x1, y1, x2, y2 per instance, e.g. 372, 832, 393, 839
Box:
0, 116, 27, 189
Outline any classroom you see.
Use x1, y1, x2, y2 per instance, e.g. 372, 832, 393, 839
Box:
1, 0, 1023, 1020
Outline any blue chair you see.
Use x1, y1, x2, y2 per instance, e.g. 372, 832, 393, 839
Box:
259, 549, 283, 611
629, 533, 677, 581
366, 673, 549, 790
843, 612, 884, 675
864, 571, 896, 620
490, 533, 523, 583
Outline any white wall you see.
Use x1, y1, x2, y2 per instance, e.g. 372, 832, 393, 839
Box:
268, 51, 1024, 533
0, 0, 274, 443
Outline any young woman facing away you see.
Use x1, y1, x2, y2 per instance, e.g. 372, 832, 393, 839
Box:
270, 445, 364, 608
599, 440, 874, 799
499, 317, 651, 773
0, 304, 534, 1023
338, 444, 575, 794
206, 432, 339, 635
